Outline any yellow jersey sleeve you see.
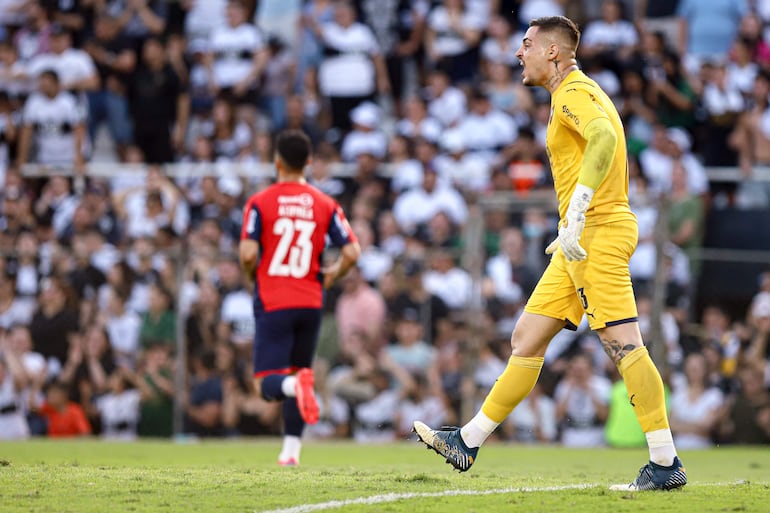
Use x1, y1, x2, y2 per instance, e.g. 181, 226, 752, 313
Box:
553, 87, 610, 140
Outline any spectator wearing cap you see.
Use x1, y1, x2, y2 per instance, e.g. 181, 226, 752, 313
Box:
12, 1, 52, 63
639, 124, 708, 197
206, 0, 268, 108
433, 128, 491, 192
83, 14, 136, 161
308, 0, 390, 132
129, 37, 190, 163
16, 70, 86, 171
340, 102, 388, 162
334, 266, 387, 359
393, 162, 467, 234
424, 69, 466, 128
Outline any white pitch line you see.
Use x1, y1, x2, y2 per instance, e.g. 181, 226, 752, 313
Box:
257, 484, 596, 513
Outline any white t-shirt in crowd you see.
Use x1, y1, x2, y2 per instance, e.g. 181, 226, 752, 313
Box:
96, 389, 141, 441
427, 86, 467, 127
423, 267, 473, 310
26, 49, 97, 91
185, 0, 227, 39
208, 23, 265, 87
106, 310, 142, 355
669, 387, 723, 449
582, 20, 639, 49
220, 289, 255, 346
318, 22, 380, 97
427, 6, 486, 57
22, 92, 83, 166
392, 183, 468, 232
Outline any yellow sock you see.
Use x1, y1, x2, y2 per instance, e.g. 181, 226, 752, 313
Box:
618, 346, 669, 432
480, 355, 544, 423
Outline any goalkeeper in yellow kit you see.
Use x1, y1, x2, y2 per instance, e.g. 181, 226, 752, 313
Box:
414, 16, 687, 491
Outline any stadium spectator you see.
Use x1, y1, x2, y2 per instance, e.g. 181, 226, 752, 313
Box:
669, 352, 724, 449
393, 165, 467, 234
505, 382, 557, 443
129, 37, 189, 164
83, 13, 136, 160
0, 332, 31, 439
729, 70, 770, 175
184, 349, 224, 437
308, 0, 390, 132
676, 0, 748, 74
16, 70, 86, 170
134, 342, 174, 437
96, 367, 141, 440
579, 0, 638, 73
433, 129, 491, 192
13, 1, 52, 63
394, 372, 448, 439
424, 0, 484, 84
484, 227, 540, 308
29, 276, 79, 373
103, 286, 142, 368
35, 379, 92, 437
424, 68, 466, 128
422, 248, 472, 311
717, 363, 770, 444
139, 283, 175, 350
104, 0, 168, 50
334, 265, 387, 358
555, 352, 611, 448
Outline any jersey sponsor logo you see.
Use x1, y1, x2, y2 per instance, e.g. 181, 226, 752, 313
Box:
277, 193, 314, 208
562, 105, 580, 126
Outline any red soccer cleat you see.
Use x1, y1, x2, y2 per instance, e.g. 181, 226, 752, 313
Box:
294, 368, 319, 424
278, 458, 299, 467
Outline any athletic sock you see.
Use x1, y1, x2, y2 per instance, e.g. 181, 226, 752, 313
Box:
480, 355, 544, 424
278, 435, 302, 463
281, 376, 297, 397
646, 428, 677, 467
617, 346, 677, 466
457, 355, 545, 448
460, 410, 500, 448
261, 375, 288, 401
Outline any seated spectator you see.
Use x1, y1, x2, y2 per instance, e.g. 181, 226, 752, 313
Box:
726, 37, 759, 101
340, 102, 388, 163
422, 249, 472, 311
36, 380, 92, 437
393, 165, 468, 235
729, 70, 770, 174
700, 61, 743, 167
96, 368, 141, 440
334, 266, 386, 359
184, 349, 223, 437
0, 335, 30, 439
103, 286, 142, 368
433, 129, 491, 192
135, 342, 174, 437
424, 69, 466, 128
384, 307, 438, 377
29, 276, 79, 373
139, 283, 175, 351
669, 353, 724, 449
717, 364, 770, 444
351, 366, 400, 443
555, 352, 611, 447
394, 372, 448, 439
639, 125, 708, 196
396, 96, 442, 144
505, 382, 557, 443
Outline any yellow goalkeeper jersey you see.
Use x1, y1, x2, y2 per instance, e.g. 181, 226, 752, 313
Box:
546, 69, 636, 226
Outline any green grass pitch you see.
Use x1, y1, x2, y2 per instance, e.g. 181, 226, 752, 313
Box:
0, 439, 768, 512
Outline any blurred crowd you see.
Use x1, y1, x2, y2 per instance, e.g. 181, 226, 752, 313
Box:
0, 0, 769, 446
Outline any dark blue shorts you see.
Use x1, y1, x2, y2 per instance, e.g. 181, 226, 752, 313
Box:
252, 307, 322, 378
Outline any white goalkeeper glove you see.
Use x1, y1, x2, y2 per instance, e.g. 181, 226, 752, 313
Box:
545, 184, 594, 262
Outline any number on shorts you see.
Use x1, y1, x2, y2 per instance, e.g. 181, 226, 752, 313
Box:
268, 218, 316, 278
577, 287, 589, 309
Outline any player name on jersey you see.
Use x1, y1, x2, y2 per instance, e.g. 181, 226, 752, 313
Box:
277, 193, 314, 220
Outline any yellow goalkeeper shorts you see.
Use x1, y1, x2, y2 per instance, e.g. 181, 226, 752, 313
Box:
524, 218, 639, 330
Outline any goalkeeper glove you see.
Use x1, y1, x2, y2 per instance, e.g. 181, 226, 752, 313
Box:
545, 184, 594, 262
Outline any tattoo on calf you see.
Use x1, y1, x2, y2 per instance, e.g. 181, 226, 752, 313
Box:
601, 338, 637, 364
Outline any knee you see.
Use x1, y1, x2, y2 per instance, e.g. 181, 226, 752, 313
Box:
510, 323, 547, 358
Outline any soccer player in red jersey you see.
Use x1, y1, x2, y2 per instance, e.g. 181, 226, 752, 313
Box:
240, 130, 360, 466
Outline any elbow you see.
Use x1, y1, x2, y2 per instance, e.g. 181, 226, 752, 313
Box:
344, 242, 362, 264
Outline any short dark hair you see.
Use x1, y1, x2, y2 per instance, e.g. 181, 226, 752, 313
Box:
275, 130, 311, 171
530, 16, 581, 50
40, 69, 60, 83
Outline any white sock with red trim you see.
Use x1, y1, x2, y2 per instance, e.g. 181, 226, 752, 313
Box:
282, 376, 297, 397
